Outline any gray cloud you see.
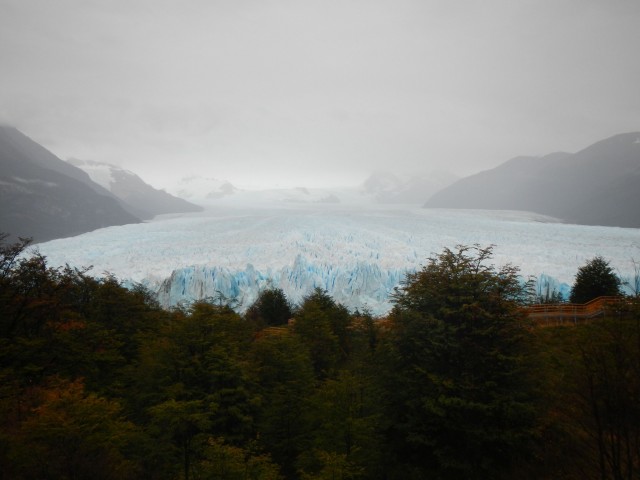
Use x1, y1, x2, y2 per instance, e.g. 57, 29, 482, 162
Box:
1, 0, 639, 188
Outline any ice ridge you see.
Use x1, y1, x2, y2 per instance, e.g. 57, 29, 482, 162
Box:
155, 255, 408, 314
152, 256, 572, 315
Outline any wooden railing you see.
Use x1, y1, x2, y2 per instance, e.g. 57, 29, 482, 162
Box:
253, 298, 633, 334
255, 326, 289, 338
524, 296, 626, 326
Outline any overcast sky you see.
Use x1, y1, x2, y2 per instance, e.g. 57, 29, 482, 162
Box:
1, 0, 639, 188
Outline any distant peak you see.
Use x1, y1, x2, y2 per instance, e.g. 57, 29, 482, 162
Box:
68, 158, 121, 169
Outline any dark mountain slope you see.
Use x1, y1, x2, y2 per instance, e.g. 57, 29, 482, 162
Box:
68, 159, 203, 219
0, 127, 140, 242
0, 126, 120, 197
425, 133, 640, 227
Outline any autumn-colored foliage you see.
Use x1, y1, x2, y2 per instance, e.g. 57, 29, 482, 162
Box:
1, 235, 638, 479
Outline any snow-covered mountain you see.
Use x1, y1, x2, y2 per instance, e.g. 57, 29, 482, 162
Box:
68, 159, 202, 219
33, 205, 640, 315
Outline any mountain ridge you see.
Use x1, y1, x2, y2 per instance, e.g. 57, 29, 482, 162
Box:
0, 126, 202, 242
0, 126, 141, 242
68, 159, 203, 219
425, 132, 640, 228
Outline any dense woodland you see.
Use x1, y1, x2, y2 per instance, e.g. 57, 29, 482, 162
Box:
1, 234, 639, 480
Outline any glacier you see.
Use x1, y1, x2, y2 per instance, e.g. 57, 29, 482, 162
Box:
155, 256, 406, 314
32, 203, 640, 315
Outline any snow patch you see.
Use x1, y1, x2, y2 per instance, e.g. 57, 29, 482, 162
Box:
67, 159, 115, 189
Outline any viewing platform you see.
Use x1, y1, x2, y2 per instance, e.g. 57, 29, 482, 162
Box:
525, 296, 630, 326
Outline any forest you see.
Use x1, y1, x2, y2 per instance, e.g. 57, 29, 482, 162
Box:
1, 234, 639, 480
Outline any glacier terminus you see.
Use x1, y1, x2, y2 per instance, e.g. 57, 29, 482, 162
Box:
32, 203, 640, 315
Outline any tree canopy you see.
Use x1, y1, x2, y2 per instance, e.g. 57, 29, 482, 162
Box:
246, 287, 294, 327
570, 255, 622, 303
2, 234, 640, 480
381, 245, 536, 479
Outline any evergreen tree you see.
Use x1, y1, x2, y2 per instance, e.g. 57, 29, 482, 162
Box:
246, 287, 294, 327
249, 334, 315, 478
292, 289, 351, 378
569, 256, 622, 303
299, 369, 382, 479
196, 437, 283, 480
132, 302, 259, 478
574, 314, 640, 480
380, 245, 537, 480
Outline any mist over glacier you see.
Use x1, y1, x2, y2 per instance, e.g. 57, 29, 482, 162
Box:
33, 204, 640, 315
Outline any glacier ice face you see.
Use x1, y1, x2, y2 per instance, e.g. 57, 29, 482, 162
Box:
155, 256, 406, 313
33, 204, 640, 315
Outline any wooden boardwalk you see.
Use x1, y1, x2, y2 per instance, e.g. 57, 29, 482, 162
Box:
254, 326, 290, 339
253, 298, 635, 333
524, 296, 627, 326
